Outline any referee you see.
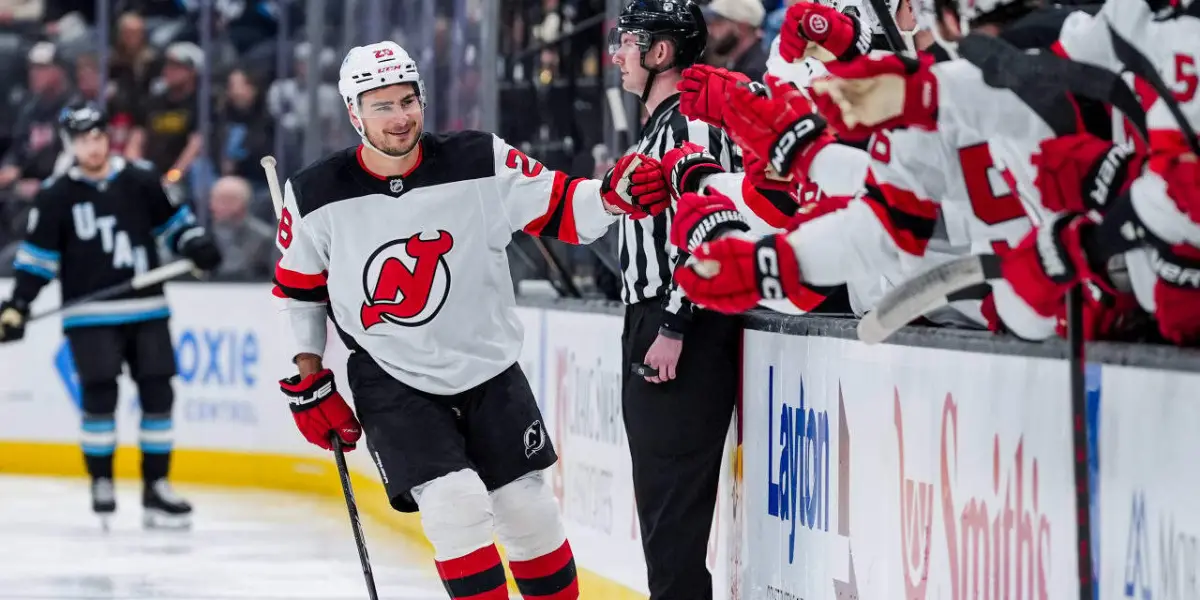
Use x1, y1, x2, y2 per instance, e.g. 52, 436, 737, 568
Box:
609, 2, 741, 598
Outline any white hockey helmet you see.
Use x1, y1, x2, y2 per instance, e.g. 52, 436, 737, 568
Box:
338, 41, 426, 149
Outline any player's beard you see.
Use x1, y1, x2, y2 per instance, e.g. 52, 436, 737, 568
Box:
366, 125, 422, 158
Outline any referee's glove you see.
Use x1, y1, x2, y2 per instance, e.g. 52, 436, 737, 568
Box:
601, 153, 670, 219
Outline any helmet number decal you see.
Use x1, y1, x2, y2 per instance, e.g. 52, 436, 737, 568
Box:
374, 48, 394, 59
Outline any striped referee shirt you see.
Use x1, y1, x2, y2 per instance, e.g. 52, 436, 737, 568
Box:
618, 93, 740, 336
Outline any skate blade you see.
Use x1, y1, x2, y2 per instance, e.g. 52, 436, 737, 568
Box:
142, 509, 192, 530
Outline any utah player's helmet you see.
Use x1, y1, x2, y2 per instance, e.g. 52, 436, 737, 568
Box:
58, 103, 107, 138
338, 41, 425, 152
609, 0, 707, 101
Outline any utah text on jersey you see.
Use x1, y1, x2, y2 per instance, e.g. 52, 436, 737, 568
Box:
271, 132, 618, 395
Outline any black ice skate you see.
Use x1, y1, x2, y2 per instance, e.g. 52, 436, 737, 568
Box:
142, 479, 192, 529
91, 477, 116, 531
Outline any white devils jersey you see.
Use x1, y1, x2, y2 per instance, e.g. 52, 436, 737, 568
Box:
273, 132, 617, 394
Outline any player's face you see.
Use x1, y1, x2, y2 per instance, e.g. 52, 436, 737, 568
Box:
356, 83, 424, 157
612, 32, 650, 94
71, 129, 109, 171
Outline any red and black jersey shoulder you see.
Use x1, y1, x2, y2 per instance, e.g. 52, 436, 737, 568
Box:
288, 131, 498, 219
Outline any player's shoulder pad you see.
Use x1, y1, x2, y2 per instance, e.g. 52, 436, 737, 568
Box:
120, 157, 163, 183
287, 148, 359, 218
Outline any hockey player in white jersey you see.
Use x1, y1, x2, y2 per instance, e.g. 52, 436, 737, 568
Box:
272, 41, 668, 599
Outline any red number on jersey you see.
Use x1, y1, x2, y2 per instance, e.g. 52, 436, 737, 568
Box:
374, 48, 394, 59
1174, 54, 1198, 102
277, 207, 293, 249
958, 143, 1025, 225
505, 148, 545, 178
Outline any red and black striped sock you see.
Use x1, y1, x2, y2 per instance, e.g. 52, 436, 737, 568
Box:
435, 544, 509, 599
508, 540, 578, 599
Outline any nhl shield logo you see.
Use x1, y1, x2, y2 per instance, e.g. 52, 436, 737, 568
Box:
388, 178, 404, 194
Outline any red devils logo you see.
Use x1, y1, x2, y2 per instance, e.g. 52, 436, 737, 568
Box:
360, 231, 454, 329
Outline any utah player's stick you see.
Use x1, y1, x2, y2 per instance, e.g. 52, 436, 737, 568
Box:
331, 434, 379, 600
261, 155, 285, 221
29, 259, 197, 322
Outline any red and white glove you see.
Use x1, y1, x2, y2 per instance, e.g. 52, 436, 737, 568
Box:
1032, 134, 1143, 216
675, 233, 810, 314
780, 2, 871, 63
1053, 283, 1144, 341
1000, 214, 1115, 318
280, 369, 363, 451
1157, 151, 1200, 225
811, 52, 939, 138
661, 141, 726, 200
602, 153, 670, 218
678, 65, 750, 129
1153, 243, 1200, 345
671, 187, 750, 253
744, 149, 797, 194
725, 76, 835, 182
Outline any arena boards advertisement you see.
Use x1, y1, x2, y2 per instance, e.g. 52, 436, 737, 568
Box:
740, 330, 1080, 600
1095, 365, 1200, 600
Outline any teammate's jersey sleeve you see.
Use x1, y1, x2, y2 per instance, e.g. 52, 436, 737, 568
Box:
8, 183, 69, 306
492, 134, 618, 245
856, 129, 942, 257
932, 59, 1061, 154
272, 180, 330, 359
1052, 7, 1121, 71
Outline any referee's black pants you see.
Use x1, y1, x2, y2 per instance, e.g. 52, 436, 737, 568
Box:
621, 301, 740, 600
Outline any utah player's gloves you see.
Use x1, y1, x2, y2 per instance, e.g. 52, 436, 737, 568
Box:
1032, 134, 1143, 216
0, 298, 28, 343
1153, 243, 1200, 345
280, 369, 362, 451
602, 153, 670, 218
675, 233, 809, 314
661, 142, 726, 200
725, 76, 835, 181
678, 65, 749, 129
781, 2, 871, 63
810, 52, 939, 136
671, 187, 750, 253
176, 228, 223, 271
1000, 214, 1115, 318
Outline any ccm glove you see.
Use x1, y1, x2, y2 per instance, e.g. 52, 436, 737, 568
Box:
671, 187, 750, 253
811, 52, 939, 137
661, 141, 726, 200
678, 65, 750, 129
0, 298, 29, 343
1000, 214, 1115, 318
781, 2, 871, 63
675, 233, 810, 314
176, 228, 223, 271
725, 76, 835, 181
602, 153, 670, 218
280, 369, 363, 451
1033, 135, 1143, 216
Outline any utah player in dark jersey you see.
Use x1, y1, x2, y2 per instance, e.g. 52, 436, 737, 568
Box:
0, 104, 222, 529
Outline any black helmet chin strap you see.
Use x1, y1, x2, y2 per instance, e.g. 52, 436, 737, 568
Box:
638, 45, 674, 105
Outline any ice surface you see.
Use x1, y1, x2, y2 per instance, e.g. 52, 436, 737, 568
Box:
0, 475, 456, 600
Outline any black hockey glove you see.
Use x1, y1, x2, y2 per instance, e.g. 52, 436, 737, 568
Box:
177, 228, 223, 271
0, 298, 29, 343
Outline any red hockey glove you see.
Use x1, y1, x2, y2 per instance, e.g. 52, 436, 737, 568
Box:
744, 149, 797, 194
1158, 151, 1200, 225
1032, 134, 1143, 216
725, 76, 835, 181
661, 141, 726, 200
602, 153, 670, 218
811, 52, 939, 137
671, 187, 750, 253
678, 65, 750, 129
1153, 243, 1200, 346
1052, 283, 1144, 341
781, 2, 871, 63
675, 233, 808, 314
280, 369, 363, 451
1000, 214, 1115, 318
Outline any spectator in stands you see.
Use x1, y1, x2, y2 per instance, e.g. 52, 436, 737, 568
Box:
125, 42, 203, 189
0, 0, 43, 25
265, 41, 340, 164
0, 42, 72, 198
109, 12, 158, 109
702, 0, 768, 82
762, 0, 803, 51
216, 68, 273, 193
206, 175, 276, 282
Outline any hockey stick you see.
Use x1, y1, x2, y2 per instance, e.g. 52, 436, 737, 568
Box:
856, 253, 1001, 343
330, 434, 379, 600
262, 156, 286, 221
29, 259, 197, 322
864, 0, 910, 55
1106, 23, 1200, 156
1064, 288, 1096, 600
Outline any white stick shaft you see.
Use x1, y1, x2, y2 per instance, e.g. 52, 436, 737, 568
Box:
131, 259, 197, 290
261, 156, 285, 221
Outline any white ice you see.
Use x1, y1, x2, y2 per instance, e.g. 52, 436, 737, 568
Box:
0, 475, 455, 600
